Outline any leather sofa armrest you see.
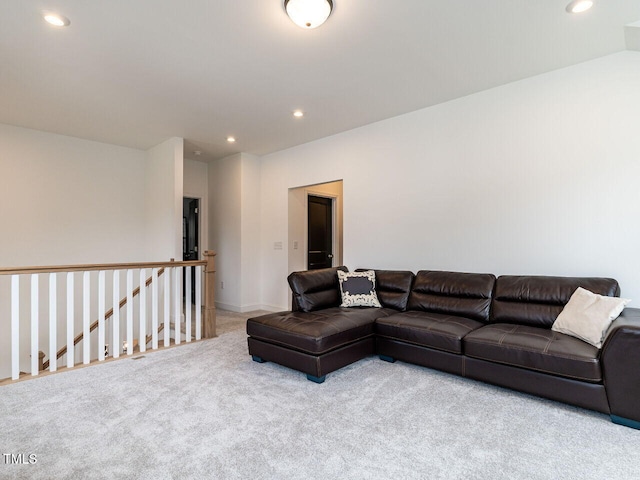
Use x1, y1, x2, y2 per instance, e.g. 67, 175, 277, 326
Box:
287, 266, 348, 312
291, 293, 301, 312
601, 307, 640, 427
602, 307, 640, 344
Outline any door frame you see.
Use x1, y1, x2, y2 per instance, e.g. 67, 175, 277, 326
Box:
182, 194, 205, 260
288, 180, 343, 275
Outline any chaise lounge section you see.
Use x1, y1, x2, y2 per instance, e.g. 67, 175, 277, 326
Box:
246, 267, 412, 382
246, 266, 640, 428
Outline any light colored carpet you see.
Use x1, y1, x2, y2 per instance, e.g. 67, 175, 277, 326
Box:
1, 309, 640, 480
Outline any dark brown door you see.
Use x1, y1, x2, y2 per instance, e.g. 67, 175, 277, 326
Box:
307, 195, 333, 270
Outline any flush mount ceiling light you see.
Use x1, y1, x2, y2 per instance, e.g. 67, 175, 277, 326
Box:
293, 110, 304, 118
226, 136, 236, 143
43, 13, 70, 27
284, 0, 333, 29
566, 0, 594, 13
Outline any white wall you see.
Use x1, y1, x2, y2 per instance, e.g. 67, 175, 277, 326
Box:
239, 154, 262, 311
625, 21, 640, 51
208, 153, 262, 312
0, 123, 148, 266
184, 158, 209, 258
145, 137, 184, 261
209, 153, 242, 309
259, 51, 640, 309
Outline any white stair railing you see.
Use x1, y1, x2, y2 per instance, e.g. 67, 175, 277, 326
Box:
0, 253, 216, 382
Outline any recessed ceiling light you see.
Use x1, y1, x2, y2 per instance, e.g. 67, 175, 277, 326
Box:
566, 0, 593, 13
293, 110, 304, 118
43, 13, 70, 27
227, 136, 236, 143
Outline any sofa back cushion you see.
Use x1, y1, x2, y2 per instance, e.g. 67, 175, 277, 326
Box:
288, 266, 348, 312
491, 275, 620, 328
356, 269, 415, 311
407, 270, 496, 322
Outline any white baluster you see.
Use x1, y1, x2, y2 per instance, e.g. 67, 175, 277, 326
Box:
126, 269, 133, 355
195, 266, 202, 341
174, 267, 180, 345
98, 271, 105, 361
152, 268, 158, 349
49, 273, 57, 372
67, 272, 74, 368
83, 271, 90, 365
164, 268, 170, 347
31, 274, 39, 376
186, 266, 192, 343
139, 269, 146, 353
11, 275, 20, 380
113, 270, 120, 359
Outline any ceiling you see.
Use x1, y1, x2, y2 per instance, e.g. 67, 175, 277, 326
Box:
2, 1, 639, 162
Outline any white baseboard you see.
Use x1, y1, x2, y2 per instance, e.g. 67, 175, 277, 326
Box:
214, 302, 242, 313
256, 304, 286, 313
215, 302, 286, 313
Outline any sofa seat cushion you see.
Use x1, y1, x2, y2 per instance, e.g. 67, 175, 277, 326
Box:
247, 307, 393, 355
464, 323, 602, 382
375, 311, 484, 354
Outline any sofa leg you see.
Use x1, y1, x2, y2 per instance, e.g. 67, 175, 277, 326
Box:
611, 415, 640, 430
306, 374, 326, 384
379, 355, 396, 363
252, 355, 266, 363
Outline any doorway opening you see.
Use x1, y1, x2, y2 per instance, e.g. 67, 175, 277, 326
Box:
183, 197, 199, 304
288, 180, 343, 274
183, 198, 199, 261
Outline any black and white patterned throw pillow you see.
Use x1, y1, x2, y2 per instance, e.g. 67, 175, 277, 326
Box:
337, 270, 382, 308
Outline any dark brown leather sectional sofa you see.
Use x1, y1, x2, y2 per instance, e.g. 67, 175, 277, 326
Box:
246, 267, 640, 429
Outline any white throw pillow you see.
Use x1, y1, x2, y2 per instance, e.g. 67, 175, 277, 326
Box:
551, 287, 630, 348
337, 270, 382, 308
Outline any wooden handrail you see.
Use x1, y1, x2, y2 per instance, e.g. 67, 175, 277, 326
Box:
145, 323, 165, 348
42, 267, 167, 370
0, 259, 206, 276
